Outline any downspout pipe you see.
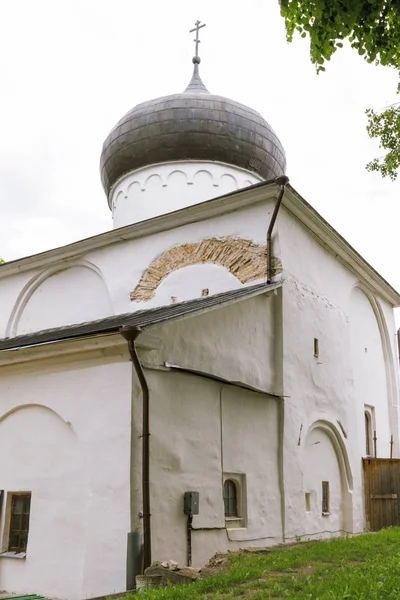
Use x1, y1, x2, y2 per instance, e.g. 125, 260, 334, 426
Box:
267, 175, 290, 283
120, 326, 152, 572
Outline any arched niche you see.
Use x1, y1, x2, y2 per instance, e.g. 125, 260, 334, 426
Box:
8, 261, 113, 336
348, 285, 397, 457
303, 420, 353, 535
0, 403, 74, 431
0, 403, 86, 595
218, 173, 239, 195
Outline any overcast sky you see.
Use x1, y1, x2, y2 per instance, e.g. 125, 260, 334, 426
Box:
1, 1, 399, 297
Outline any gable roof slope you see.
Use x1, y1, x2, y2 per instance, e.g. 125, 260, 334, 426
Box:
0, 179, 399, 306
0, 281, 281, 352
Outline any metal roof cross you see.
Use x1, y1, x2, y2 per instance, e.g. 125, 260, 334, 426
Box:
190, 20, 206, 58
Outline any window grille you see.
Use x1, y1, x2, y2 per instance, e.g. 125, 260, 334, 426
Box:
8, 493, 31, 553
223, 479, 238, 517
322, 481, 330, 514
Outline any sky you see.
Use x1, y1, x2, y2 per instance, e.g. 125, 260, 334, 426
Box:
0, 1, 399, 295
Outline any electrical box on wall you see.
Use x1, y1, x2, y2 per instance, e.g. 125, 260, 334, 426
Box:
184, 491, 199, 515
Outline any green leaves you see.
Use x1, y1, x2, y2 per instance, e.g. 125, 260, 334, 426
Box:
279, 0, 400, 179
280, 0, 400, 72
366, 102, 400, 180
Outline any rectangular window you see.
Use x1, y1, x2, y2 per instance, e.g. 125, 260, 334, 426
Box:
365, 412, 371, 455
305, 492, 311, 512
222, 473, 247, 526
223, 480, 238, 517
364, 406, 375, 457
322, 482, 330, 514
314, 338, 319, 358
8, 493, 31, 553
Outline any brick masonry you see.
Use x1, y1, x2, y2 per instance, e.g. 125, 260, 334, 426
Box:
130, 237, 282, 302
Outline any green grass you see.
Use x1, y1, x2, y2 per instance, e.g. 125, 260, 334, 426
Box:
125, 528, 400, 599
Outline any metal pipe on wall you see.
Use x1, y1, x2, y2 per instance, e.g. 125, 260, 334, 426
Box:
187, 513, 193, 566
127, 531, 143, 589
120, 326, 152, 575
266, 175, 290, 284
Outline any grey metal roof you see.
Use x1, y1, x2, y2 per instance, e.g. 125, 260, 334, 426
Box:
0, 281, 281, 352
183, 63, 209, 94
100, 64, 286, 197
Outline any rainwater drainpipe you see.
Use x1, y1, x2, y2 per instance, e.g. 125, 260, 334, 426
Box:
266, 175, 290, 283
120, 326, 152, 581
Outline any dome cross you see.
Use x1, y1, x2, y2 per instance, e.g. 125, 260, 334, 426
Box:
190, 20, 206, 60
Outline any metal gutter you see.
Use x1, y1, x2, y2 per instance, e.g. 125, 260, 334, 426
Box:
266, 176, 289, 283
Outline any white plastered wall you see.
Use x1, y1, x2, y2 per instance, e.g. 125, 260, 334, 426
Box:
139, 370, 281, 568
303, 428, 345, 535
349, 287, 392, 460
156, 293, 277, 392
277, 205, 399, 538
129, 296, 282, 567
0, 350, 131, 600
13, 264, 113, 336
110, 161, 262, 228
0, 200, 278, 338
0, 183, 399, 585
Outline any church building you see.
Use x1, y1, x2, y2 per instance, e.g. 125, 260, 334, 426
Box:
0, 22, 399, 600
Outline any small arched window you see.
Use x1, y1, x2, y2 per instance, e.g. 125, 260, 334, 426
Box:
365, 411, 372, 456
223, 479, 238, 517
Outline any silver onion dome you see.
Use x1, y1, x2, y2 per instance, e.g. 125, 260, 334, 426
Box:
100, 61, 286, 198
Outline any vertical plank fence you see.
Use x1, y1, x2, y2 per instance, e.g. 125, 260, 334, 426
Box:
363, 458, 400, 531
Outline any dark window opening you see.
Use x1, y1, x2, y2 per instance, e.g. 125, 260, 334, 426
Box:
365, 412, 372, 456
8, 493, 31, 553
223, 480, 238, 517
322, 481, 330, 514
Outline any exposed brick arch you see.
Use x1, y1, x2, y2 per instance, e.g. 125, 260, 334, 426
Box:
130, 237, 282, 301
